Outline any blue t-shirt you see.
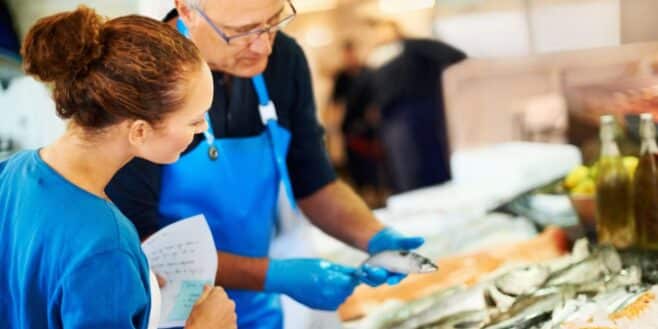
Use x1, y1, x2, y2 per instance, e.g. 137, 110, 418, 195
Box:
0, 150, 151, 329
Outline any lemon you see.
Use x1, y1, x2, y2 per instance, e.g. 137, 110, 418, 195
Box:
623, 156, 639, 178
564, 165, 590, 189
571, 178, 595, 196
590, 162, 599, 180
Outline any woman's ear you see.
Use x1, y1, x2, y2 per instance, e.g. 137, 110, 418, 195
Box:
127, 119, 152, 147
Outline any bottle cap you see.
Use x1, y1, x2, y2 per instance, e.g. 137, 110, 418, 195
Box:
640, 113, 656, 138
600, 115, 616, 141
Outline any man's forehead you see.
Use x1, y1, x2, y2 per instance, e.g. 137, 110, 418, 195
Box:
201, 0, 283, 27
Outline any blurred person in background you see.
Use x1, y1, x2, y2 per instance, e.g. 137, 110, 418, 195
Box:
331, 40, 364, 111
0, 0, 20, 59
0, 0, 21, 89
328, 40, 387, 207
365, 19, 466, 193
0, 6, 236, 329
106, 1, 426, 328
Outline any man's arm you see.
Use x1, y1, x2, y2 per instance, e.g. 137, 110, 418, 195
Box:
281, 37, 385, 251
214, 252, 268, 289
299, 180, 384, 251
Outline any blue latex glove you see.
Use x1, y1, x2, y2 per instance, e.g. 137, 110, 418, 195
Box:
354, 264, 397, 287
360, 228, 425, 286
264, 259, 360, 311
367, 227, 425, 254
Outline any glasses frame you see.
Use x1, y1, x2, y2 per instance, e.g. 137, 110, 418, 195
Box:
192, 0, 297, 45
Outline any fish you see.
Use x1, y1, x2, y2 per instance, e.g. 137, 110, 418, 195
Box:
619, 249, 658, 285
416, 310, 487, 329
484, 284, 517, 311
375, 286, 466, 329
545, 245, 622, 287
540, 286, 648, 329
358, 241, 652, 329
363, 251, 439, 274
483, 287, 573, 329
493, 264, 551, 300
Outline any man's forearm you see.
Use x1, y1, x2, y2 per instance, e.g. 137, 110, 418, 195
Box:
299, 180, 384, 251
215, 252, 269, 290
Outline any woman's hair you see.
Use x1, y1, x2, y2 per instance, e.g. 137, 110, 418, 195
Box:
21, 6, 204, 129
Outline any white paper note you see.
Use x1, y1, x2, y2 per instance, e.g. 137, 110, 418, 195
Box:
141, 215, 217, 328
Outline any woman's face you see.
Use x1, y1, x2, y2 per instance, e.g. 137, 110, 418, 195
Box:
137, 63, 214, 164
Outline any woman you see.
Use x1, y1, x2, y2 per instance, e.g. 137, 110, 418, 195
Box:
0, 6, 236, 329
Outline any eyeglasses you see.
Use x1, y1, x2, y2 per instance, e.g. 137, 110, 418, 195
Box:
192, 0, 296, 46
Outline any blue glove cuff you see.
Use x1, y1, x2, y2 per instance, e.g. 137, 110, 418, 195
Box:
264, 259, 285, 293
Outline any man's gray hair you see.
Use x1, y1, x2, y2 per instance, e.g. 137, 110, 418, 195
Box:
185, 0, 204, 8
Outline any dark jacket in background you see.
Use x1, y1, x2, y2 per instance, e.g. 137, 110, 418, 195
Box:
0, 1, 20, 56
370, 38, 466, 193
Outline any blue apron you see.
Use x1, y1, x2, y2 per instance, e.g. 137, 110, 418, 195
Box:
158, 57, 296, 328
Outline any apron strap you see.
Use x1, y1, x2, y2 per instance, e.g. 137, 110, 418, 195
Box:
177, 19, 215, 145
176, 18, 190, 38
252, 74, 278, 125
266, 121, 298, 211
253, 75, 295, 211
203, 112, 216, 145
251, 74, 270, 106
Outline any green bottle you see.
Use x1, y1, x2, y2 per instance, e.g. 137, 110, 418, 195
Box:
596, 115, 634, 248
633, 113, 658, 249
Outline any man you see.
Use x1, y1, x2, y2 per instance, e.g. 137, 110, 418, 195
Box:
365, 20, 466, 193
107, 1, 424, 328
330, 40, 387, 207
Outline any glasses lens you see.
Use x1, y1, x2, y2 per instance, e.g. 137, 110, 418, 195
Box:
227, 2, 296, 45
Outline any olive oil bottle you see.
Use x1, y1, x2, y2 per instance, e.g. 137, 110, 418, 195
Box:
596, 115, 634, 248
633, 113, 658, 250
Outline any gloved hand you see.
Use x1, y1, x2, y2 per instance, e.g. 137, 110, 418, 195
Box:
360, 227, 425, 286
264, 258, 360, 311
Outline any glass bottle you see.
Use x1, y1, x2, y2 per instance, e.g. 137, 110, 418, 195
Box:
595, 115, 634, 248
633, 113, 658, 249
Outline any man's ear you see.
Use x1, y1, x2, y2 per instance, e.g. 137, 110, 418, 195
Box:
175, 0, 195, 28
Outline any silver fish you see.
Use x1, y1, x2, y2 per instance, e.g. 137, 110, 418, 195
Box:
363, 251, 438, 274
378, 286, 466, 329
417, 310, 487, 329
494, 265, 551, 297
545, 245, 622, 287
483, 287, 572, 329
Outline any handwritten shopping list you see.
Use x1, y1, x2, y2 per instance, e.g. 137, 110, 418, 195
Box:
142, 215, 217, 329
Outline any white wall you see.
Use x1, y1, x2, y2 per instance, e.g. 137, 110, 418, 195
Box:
6, 0, 139, 40
434, 10, 531, 57
434, 0, 620, 58
530, 0, 619, 53
138, 0, 175, 20
620, 0, 658, 43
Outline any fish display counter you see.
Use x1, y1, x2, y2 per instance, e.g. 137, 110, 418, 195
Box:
343, 236, 658, 329
310, 142, 658, 329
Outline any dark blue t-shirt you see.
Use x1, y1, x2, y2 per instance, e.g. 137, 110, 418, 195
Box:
0, 150, 151, 329
107, 32, 336, 238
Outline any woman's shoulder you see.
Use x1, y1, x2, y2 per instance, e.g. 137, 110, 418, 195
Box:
80, 202, 144, 259
54, 201, 147, 274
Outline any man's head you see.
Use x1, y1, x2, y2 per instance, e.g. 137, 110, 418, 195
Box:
175, 0, 295, 77
367, 19, 403, 45
341, 40, 360, 70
